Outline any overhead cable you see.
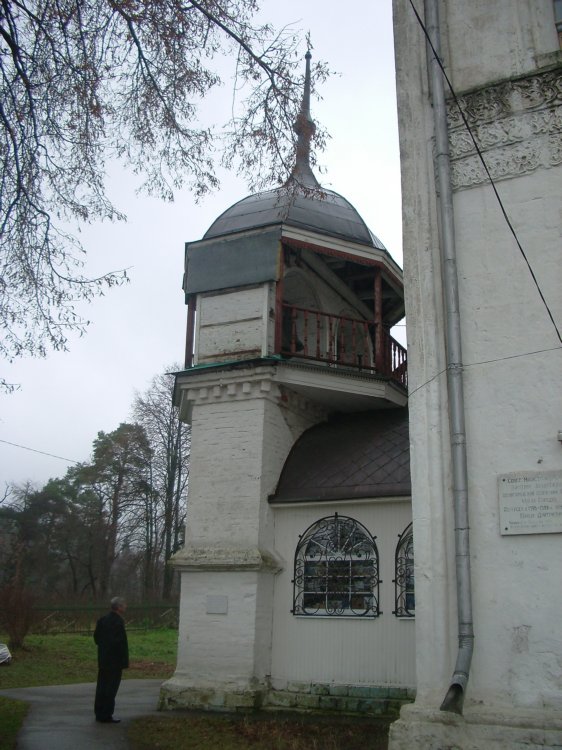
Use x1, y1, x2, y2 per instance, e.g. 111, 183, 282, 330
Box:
0, 438, 79, 464
407, 0, 561, 344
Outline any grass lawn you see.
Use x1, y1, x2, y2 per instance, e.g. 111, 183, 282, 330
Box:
0, 628, 177, 689
0, 629, 391, 750
0, 628, 177, 750
0, 696, 28, 750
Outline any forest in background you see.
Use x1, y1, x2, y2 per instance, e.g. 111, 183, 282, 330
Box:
0, 366, 190, 606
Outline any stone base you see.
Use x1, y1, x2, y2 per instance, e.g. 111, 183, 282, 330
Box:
264, 685, 410, 718
389, 703, 562, 750
159, 676, 413, 718
159, 677, 263, 712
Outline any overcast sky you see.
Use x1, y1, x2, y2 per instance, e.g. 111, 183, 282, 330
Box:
0, 0, 404, 489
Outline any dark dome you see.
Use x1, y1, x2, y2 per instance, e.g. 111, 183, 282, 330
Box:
204, 186, 387, 251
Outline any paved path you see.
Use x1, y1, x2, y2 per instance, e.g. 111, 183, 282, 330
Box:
0, 679, 163, 750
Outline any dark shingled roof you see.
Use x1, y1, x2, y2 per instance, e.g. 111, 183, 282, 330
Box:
271, 409, 411, 503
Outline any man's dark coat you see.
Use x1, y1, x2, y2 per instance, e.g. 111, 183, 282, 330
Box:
94, 611, 129, 669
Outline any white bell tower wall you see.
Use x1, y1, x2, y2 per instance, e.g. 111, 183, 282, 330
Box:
160, 365, 326, 709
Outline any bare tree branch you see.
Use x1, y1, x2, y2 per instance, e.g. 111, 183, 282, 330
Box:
0, 0, 331, 389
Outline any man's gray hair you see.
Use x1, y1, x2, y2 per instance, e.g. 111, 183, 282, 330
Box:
110, 596, 126, 611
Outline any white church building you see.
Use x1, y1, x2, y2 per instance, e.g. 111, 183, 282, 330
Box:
160, 53, 415, 716
161, 3, 562, 746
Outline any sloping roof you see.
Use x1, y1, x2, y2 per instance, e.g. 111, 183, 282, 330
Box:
271, 408, 411, 503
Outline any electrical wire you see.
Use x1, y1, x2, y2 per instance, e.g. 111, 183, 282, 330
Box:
407, 0, 562, 345
0, 438, 79, 464
408, 344, 562, 399
2, 347, 560, 461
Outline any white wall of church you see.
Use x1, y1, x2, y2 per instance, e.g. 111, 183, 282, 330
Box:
167, 369, 327, 701
195, 284, 272, 364
391, 0, 562, 745
451, 168, 562, 711
270, 499, 415, 689
175, 569, 262, 689
440, 1, 559, 91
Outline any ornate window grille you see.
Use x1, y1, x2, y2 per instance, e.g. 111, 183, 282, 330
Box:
292, 513, 380, 617
393, 522, 415, 617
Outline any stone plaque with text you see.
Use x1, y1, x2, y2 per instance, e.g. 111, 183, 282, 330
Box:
499, 470, 562, 535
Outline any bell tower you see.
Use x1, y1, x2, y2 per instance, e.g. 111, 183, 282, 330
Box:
161, 54, 408, 711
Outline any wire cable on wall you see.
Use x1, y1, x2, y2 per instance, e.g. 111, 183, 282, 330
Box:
407, 0, 562, 345
408, 344, 562, 400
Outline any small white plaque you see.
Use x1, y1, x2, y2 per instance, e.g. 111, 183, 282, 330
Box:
499, 470, 562, 535
206, 595, 228, 615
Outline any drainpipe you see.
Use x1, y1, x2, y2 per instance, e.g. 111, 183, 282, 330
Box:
424, 0, 474, 715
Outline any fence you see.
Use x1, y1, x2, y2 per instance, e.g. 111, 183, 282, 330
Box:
31, 604, 179, 635
280, 303, 407, 387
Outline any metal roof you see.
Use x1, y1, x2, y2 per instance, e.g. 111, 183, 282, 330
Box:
203, 53, 389, 255
204, 186, 387, 251
270, 408, 411, 503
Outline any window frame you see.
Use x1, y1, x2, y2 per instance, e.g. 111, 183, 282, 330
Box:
393, 522, 415, 618
292, 513, 381, 618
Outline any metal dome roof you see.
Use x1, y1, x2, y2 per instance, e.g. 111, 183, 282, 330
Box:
203, 53, 387, 253
203, 186, 387, 250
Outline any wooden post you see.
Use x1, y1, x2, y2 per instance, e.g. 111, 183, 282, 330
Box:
184, 295, 196, 368
374, 269, 384, 372
274, 245, 285, 354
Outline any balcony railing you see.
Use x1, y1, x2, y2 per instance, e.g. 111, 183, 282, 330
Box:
279, 304, 407, 388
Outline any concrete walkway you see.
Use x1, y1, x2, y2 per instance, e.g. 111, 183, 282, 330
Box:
0, 679, 163, 750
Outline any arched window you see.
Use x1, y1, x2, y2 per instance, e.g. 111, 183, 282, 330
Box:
292, 513, 380, 617
393, 522, 415, 617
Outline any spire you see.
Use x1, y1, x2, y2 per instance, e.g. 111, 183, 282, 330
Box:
290, 51, 319, 188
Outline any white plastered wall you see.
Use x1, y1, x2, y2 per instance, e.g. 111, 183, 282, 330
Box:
168, 371, 326, 695
452, 170, 562, 710
270, 499, 415, 689
195, 283, 274, 364
392, 0, 562, 739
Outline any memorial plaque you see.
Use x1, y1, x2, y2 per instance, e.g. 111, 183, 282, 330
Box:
499, 470, 562, 535
206, 594, 228, 615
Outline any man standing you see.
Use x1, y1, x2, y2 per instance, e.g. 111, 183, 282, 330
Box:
94, 597, 129, 723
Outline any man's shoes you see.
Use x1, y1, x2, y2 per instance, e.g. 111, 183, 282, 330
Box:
96, 717, 121, 723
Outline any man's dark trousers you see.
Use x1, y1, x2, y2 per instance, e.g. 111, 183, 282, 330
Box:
94, 666, 122, 720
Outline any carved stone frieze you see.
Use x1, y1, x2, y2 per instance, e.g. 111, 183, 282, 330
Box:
446, 66, 562, 189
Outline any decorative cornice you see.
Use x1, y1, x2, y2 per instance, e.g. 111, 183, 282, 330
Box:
182, 374, 281, 409
176, 363, 327, 423
447, 66, 562, 190
169, 545, 284, 572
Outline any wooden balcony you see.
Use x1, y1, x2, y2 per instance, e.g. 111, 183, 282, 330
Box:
279, 303, 407, 389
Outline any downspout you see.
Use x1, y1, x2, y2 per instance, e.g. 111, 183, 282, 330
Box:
424, 0, 474, 715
